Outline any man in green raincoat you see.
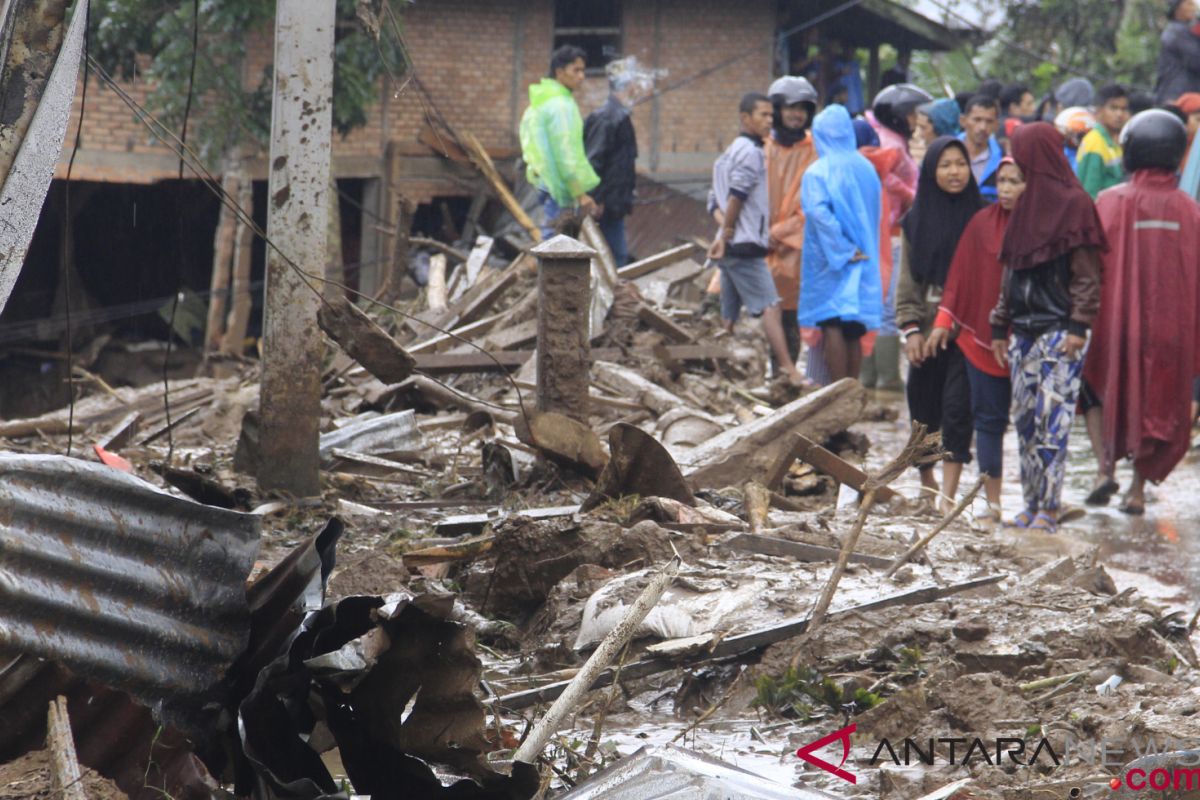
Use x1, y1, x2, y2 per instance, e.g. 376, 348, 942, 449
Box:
520, 45, 601, 236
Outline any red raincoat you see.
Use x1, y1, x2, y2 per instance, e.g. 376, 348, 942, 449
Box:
1083, 169, 1200, 482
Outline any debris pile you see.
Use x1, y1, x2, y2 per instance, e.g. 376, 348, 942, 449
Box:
0, 224, 1197, 800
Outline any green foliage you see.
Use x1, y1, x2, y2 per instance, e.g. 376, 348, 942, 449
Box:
971, 0, 1161, 94
752, 665, 882, 721
90, 0, 406, 164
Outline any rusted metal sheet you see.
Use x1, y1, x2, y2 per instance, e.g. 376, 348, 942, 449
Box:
0, 454, 260, 732
625, 175, 712, 260
0, 0, 87, 315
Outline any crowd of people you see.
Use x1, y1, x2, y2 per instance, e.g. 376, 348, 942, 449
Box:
520, 5, 1200, 529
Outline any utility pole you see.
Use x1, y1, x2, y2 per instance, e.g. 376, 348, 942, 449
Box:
257, 0, 335, 496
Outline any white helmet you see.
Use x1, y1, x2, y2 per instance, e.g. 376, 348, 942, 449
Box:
768, 76, 818, 108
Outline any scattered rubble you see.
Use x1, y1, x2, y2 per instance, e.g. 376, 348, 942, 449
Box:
1, 219, 1198, 800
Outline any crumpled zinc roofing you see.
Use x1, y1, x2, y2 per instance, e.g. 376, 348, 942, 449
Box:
0, 454, 260, 721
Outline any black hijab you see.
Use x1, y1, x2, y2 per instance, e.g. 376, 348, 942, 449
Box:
901, 137, 984, 286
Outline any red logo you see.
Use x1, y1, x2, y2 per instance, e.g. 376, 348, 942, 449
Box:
796, 723, 857, 784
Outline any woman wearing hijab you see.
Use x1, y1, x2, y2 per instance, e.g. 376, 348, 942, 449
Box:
989, 123, 1107, 533
925, 158, 1026, 526
896, 137, 985, 512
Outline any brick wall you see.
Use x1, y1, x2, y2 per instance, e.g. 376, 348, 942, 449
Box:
55, 0, 775, 189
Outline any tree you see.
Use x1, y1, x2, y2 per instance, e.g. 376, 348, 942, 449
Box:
90, 0, 404, 166
908, 0, 1163, 96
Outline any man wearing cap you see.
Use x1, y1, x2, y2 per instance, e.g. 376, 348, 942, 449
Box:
1155, 0, 1200, 104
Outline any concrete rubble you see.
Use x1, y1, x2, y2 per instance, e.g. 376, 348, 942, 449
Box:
1, 224, 1199, 800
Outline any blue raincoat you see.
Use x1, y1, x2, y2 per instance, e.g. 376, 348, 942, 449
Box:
799, 106, 883, 330
1183, 133, 1200, 202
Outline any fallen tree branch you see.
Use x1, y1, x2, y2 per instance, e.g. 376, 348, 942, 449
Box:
512, 556, 681, 764
806, 424, 941, 631
883, 476, 985, 578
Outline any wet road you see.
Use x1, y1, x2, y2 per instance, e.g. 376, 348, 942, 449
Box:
862, 388, 1200, 613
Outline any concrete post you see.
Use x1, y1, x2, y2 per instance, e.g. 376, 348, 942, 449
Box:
257, 0, 335, 496
533, 234, 595, 422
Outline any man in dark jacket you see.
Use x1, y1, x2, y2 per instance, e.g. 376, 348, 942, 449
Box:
1156, 0, 1200, 104
584, 58, 647, 266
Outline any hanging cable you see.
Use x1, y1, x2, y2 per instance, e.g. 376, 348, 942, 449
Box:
162, 0, 200, 464
61, 0, 92, 457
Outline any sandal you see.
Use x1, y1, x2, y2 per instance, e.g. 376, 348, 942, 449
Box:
1007, 509, 1035, 528
1085, 478, 1119, 506
1057, 505, 1086, 524
1028, 512, 1058, 533
1118, 499, 1146, 516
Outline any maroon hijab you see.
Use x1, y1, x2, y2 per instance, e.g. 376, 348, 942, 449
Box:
1000, 122, 1107, 270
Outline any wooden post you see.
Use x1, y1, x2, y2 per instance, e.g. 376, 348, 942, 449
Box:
868, 43, 881, 101
222, 175, 254, 356
257, 0, 335, 496
46, 695, 85, 800
204, 166, 239, 352
532, 234, 595, 422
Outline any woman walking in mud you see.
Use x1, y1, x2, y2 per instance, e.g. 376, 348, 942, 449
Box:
925, 158, 1026, 527
989, 122, 1107, 533
895, 136, 985, 513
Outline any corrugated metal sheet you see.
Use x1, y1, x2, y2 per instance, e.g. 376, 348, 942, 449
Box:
626, 175, 713, 260
559, 745, 835, 800
0, 454, 260, 730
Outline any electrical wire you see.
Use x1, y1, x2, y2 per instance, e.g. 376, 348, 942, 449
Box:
61, 0, 92, 457
83, 54, 529, 423
162, 0, 201, 463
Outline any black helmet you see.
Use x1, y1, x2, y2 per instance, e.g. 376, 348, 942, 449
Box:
872, 82, 933, 138
1121, 109, 1188, 172
768, 76, 818, 110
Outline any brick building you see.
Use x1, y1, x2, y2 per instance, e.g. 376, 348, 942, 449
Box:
9, 0, 962, 343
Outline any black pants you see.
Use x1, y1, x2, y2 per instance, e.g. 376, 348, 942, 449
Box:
906, 344, 972, 463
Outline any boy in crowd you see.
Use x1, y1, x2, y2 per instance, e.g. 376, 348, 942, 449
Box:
708, 93, 808, 387
1076, 84, 1131, 198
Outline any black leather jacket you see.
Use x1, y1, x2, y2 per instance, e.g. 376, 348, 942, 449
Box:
584, 96, 638, 221
990, 248, 1102, 340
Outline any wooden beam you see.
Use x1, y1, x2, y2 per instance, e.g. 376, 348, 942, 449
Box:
726, 533, 894, 569
616, 243, 702, 280
492, 574, 1006, 710
636, 302, 696, 344
412, 345, 729, 375
792, 433, 899, 502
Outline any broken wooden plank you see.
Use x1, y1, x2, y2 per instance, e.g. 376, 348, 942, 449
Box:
436, 504, 581, 536
327, 449, 435, 479
515, 411, 608, 477
792, 433, 898, 502
406, 312, 505, 355
679, 379, 866, 490
137, 406, 202, 446
492, 574, 1006, 710
616, 243, 702, 280
461, 235, 493, 292
726, 533, 894, 568
46, 695, 85, 800
318, 295, 415, 384
426, 253, 448, 312
403, 535, 494, 566
636, 302, 696, 343
413, 346, 729, 375
461, 130, 541, 242
95, 410, 141, 452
